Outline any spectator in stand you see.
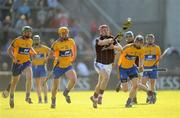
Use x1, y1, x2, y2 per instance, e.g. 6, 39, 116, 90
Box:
0, 0, 13, 21
36, 2, 48, 28
50, 9, 69, 28
2, 15, 12, 46
17, 0, 31, 18
47, 0, 60, 8
15, 15, 28, 34
90, 20, 98, 38
36, 0, 47, 7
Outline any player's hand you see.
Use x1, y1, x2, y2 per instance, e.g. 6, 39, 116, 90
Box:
107, 38, 114, 44
13, 57, 18, 64
139, 66, 144, 73
108, 44, 114, 49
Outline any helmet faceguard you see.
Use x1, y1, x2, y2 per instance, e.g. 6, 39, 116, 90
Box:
146, 34, 155, 45
22, 26, 32, 38
33, 35, 40, 46
125, 31, 134, 43
58, 27, 69, 40
134, 35, 144, 48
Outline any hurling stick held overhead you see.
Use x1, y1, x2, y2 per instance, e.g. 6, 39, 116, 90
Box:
102, 17, 132, 51
115, 17, 132, 41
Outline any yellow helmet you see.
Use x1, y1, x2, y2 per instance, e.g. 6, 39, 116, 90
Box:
58, 27, 69, 37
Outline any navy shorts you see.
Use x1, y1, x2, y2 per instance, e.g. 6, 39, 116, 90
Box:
143, 66, 158, 79
53, 66, 73, 79
12, 61, 31, 76
119, 66, 139, 83
32, 65, 47, 78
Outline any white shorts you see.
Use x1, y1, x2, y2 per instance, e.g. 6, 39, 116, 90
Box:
94, 61, 112, 77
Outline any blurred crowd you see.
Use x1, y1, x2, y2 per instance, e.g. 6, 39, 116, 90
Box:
0, 0, 95, 72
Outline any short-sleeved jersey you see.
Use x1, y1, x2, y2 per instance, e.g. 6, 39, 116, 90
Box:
95, 35, 116, 64
143, 44, 161, 67
32, 45, 50, 66
118, 44, 144, 68
11, 36, 33, 64
51, 38, 76, 68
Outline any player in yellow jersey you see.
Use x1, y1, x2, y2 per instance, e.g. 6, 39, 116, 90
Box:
116, 31, 142, 104
49, 27, 77, 108
117, 35, 144, 107
32, 35, 50, 103
7, 26, 37, 108
141, 34, 161, 104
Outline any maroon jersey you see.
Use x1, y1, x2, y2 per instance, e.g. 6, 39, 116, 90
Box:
95, 35, 116, 64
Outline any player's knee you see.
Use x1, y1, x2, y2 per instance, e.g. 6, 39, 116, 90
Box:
52, 86, 58, 91
132, 84, 138, 90
121, 87, 128, 92
71, 77, 77, 84
103, 76, 109, 82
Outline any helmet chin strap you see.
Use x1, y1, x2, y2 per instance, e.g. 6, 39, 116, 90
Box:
60, 36, 69, 41
34, 43, 39, 46
134, 43, 141, 49
147, 42, 154, 45
22, 35, 31, 39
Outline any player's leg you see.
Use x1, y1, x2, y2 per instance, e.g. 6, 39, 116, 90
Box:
125, 66, 139, 107
98, 68, 111, 105
39, 65, 48, 103
64, 69, 77, 103
121, 82, 129, 92
90, 62, 103, 108
9, 63, 22, 108
42, 78, 48, 103
144, 68, 157, 104
51, 78, 60, 108
9, 75, 20, 108
115, 68, 121, 92
35, 78, 42, 103
141, 77, 149, 88
149, 68, 158, 104
149, 79, 156, 103
24, 66, 33, 104
90, 74, 102, 108
126, 77, 138, 107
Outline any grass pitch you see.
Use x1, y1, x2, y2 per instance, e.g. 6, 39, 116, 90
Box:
0, 91, 180, 118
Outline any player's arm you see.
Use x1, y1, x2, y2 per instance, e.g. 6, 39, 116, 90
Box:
71, 40, 77, 62
7, 45, 13, 59
7, 40, 17, 63
44, 46, 51, 63
114, 42, 123, 52
156, 46, 162, 63
46, 49, 54, 60
47, 42, 56, 60
138, 50, 144, 72
97, 38, 114, 46
30, 47, 37, 55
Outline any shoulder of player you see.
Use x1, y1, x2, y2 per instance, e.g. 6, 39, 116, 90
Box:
51, 40, 58, 46
68, 38, 76, 44
68, 38, 74, 41
13, 36, 22, 41
154, 44, 160, 49
41, 44, 49, 48
123, 44, 133, 50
